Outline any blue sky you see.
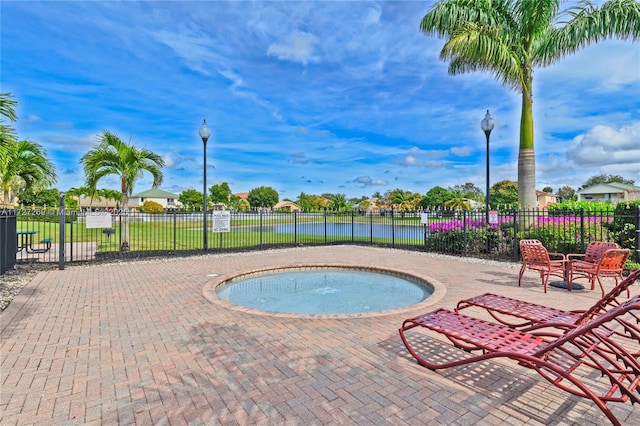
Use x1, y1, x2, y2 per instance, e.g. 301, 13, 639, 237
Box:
2, 0, 639, 200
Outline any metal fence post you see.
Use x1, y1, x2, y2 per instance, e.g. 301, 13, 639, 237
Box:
463, 209, 468, 257
351, 210, 355, 242
369, 212, 373, 245
391, 208, 395, 248
58, 193, 65, 270
512, 207, 518, 261
259, 210, 263, 248
324, 209, 327, 244
635, 205, 640, 263
69, 211, 74, 261
580, 207, 585, 252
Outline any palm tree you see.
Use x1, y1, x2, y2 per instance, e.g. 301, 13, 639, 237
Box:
420, 0, 640, 209
1, 93, 19, 198
0, 92, 18, 138
444, 190, 471, 210
327, 193, 350, 211
0, 139, 57, 204
80, 131, 164, 250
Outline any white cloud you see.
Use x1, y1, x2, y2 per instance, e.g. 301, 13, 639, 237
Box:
354, 176, 388, 187
153, 30, 219, 75
451, 146, 473, 156
567, 122, 640, 166
364, 6, 382, 26
541, 41, 640, 92
267, 30, 320, 65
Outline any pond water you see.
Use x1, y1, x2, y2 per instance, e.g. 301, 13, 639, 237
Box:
271, 222, 426, 240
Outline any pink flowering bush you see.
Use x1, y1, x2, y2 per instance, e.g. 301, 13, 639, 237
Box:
426, 215, 515, 255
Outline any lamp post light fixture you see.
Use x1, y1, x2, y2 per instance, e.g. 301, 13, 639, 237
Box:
199, 119, 211, 251
481, 110, 495, 225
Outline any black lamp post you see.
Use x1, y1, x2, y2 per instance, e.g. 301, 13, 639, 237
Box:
199, 119, 211, 251
481, 110, 495, 225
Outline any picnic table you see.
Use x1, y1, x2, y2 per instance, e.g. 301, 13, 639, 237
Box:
16, 230, 52, 253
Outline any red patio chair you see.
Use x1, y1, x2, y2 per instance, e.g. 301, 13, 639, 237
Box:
455, 269, 640, 329
567, 241, 618, 265
569, 248, 631, 297
518, 239, 569, 292
399, 296, 640, 426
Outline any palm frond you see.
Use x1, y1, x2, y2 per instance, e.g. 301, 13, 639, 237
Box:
420, 0, 516, 37
535, 0, 640, 66
442, 22, 524, 91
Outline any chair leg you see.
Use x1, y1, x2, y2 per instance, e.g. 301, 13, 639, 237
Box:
596, 276, 605, 298
518, 265, 526, 287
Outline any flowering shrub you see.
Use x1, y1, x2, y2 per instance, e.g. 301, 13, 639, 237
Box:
425, 215, 514, 255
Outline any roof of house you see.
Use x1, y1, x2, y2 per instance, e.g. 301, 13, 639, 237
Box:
577, 182, 640, 194
130, 189, 179, 199
235, 192, 249, 199
274, 200, 301, 210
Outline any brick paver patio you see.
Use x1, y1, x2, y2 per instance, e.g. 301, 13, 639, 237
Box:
2, 246, 639, 425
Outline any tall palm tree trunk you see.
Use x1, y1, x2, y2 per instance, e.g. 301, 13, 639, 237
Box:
518, 71, 537, 229
518, 71, 536, 211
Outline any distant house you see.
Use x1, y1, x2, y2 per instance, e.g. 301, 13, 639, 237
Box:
576, 183, 640, 203
234, 192, 249, 200
274, 200, 302, 212
129, 189, 181, 210
536, 190, 557, 209
74, 196, 120, 211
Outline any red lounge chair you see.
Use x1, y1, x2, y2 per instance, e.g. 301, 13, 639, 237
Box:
455, 269, 640, 329
399, 296, 640, 426
569, 248, 631, 297
518, 239, 569, 292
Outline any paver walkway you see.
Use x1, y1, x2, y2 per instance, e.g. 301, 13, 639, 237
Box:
2, 246, 639, 425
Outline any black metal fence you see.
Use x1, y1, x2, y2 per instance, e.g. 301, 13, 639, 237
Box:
1, 209, 17, 274
3, 206, 638, 271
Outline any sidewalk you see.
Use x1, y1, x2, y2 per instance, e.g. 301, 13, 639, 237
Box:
1, 246, 638, 425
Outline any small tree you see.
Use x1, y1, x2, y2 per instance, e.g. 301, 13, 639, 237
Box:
18, 188, 59, 207
209, 182, 232, 205
421, 186, 452, 209
490, 180, 518, 208
326, 193, 351, 211
247, 186, 279, 209
179, 189, 203, 211
140, 200, 164, 214
444, 190, 471, 210
450, 182, 484, 202
556, 185, 576, 202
